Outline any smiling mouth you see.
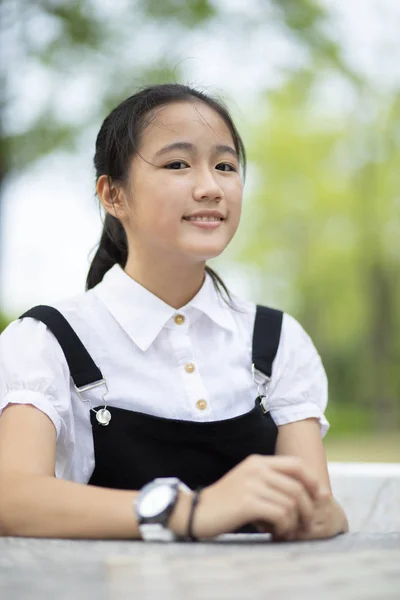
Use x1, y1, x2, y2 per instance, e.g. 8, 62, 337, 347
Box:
182, 217, 224, 229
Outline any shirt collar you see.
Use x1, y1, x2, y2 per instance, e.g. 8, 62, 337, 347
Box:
93, 264, 236, 351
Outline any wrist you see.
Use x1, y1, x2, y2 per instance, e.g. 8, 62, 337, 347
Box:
167, 489, 194, 538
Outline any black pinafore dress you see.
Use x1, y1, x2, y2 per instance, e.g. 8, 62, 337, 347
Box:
20, 304, 283, 532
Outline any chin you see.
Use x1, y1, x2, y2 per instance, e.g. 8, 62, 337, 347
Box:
184, 245, 227, 262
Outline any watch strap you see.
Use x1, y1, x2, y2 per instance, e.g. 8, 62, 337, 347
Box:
139, 522, 177, 542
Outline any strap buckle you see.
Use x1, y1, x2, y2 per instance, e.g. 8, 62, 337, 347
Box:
252, 364, 270, 414
74, 379, 111, 426
75, 379, 108, 396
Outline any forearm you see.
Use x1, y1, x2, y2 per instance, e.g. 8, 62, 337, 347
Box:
0, 473, 142, 539
0, 473, 193, 540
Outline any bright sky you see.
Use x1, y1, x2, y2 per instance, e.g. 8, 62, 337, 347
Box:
1, 0, 399, 317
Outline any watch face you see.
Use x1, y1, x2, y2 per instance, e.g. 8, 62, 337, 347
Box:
140, 485, 175, 519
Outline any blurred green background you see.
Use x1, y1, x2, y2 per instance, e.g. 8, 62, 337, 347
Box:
1, 0, 399, 461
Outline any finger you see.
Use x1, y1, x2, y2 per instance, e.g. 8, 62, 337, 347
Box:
265, 456, 321, 500
261, 470, 315, 529
258, 485, 301, 533
272, 504, 298, 538
272, 530, 296, 542
252, 499, 298, 538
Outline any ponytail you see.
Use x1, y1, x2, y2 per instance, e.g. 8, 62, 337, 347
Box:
86, 214, 128, 291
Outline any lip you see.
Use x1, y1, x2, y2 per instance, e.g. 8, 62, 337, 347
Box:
183, 219, 223, 230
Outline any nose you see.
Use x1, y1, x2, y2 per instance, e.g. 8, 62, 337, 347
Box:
193, 169, 224, 203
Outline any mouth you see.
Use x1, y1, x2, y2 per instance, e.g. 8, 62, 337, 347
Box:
182, 216, 224, 223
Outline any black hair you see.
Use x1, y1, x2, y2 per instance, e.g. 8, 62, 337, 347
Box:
86, 83, 247, 306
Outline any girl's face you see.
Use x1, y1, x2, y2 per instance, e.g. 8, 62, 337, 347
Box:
122, 101, 243, 263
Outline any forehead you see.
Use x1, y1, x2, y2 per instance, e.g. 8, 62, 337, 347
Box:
141, 101, 235, 150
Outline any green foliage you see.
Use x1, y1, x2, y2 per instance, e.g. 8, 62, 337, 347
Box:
143, 0, 217, 27
325, 402, 376, 436
231, 79, 400, 432
0, 313, 12, 334
4, 117, 80, 171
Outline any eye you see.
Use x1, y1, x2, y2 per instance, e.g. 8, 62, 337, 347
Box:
216, 163, 237, 172
164, 161, 189, 170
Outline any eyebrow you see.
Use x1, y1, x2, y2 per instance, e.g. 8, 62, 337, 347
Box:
154, 141, 238, 160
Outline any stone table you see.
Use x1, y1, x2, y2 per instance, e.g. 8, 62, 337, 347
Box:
1, 533, 399, 600
1, 462, 400, 600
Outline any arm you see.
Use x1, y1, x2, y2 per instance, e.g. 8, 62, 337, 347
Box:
0, 404, 192, 539
275, 417, 349, 540
0, 404, 332, 541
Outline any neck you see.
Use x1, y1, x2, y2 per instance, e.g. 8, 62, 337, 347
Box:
124, 251, 206, 309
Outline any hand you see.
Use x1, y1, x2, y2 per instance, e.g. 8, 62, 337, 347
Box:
179, 455, 325, 539
272, 492, 349, 542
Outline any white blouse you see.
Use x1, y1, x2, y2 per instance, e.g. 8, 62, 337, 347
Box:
0, 264, 329, 483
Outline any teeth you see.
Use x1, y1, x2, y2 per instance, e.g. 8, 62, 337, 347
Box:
186, 216, 222, 222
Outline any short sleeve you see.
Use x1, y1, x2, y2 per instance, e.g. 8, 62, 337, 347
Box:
267, 313, 330, 437
0, 317, 75, 475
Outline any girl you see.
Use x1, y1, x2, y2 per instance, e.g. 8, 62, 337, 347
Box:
0, 84, 348, 542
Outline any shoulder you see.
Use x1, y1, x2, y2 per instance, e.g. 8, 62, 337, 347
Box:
0, 288, 101, 403
0, 288, 97, 355
52, 287, 98, 322
264, 309, 326, 378
226, 292, 317, 348
280, 312, 319, 353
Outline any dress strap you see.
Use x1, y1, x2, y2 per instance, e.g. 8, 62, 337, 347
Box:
19, 305, 103, 389
252, 305, 283, 378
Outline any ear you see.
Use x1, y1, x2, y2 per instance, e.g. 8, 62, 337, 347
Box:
96, 175, 129, 220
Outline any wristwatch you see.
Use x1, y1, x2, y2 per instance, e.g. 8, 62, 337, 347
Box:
135, 477, 191, 541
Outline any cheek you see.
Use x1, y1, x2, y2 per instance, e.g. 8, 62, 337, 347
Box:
151, 181, 192, 226
227, 180, 243, 211
131, 176, 177, 221
133, 193, 185, 238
